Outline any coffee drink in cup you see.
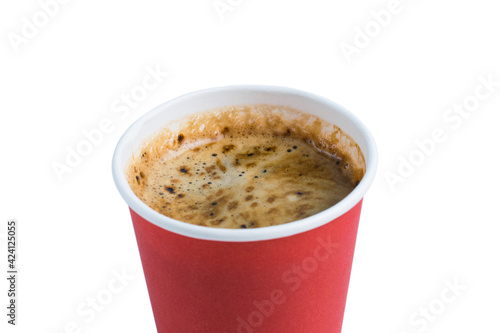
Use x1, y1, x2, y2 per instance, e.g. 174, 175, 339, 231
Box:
126, 104, 365, 228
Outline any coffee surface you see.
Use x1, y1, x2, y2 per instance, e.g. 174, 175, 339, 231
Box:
127, 105, 365, 229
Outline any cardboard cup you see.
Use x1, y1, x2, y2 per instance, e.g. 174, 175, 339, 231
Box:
112, 86, 377, 333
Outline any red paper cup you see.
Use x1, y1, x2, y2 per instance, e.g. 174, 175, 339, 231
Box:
112, 86, 377, 333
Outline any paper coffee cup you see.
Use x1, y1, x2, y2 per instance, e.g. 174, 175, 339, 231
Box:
112, 86, 377, 333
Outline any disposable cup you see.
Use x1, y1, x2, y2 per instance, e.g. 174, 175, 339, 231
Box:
112, 85, 377, 333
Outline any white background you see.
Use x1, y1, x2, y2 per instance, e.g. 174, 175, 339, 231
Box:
1, 0, 499, 332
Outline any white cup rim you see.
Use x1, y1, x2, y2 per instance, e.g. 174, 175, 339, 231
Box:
112, 85, 378, 242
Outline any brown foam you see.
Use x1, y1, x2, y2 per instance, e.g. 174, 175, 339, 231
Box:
126, 104, 366, 228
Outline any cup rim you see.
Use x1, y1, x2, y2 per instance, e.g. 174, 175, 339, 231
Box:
112, 85, 377, 242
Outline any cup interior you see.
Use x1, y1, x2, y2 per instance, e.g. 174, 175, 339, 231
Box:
112, 85, 377, 242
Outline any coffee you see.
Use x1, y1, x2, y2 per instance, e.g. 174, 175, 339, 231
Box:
126, 104, 365, 228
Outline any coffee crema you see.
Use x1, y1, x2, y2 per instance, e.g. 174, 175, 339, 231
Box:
126, 105, 365, 229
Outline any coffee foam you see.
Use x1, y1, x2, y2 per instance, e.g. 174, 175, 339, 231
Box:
126, 104, 366, 228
